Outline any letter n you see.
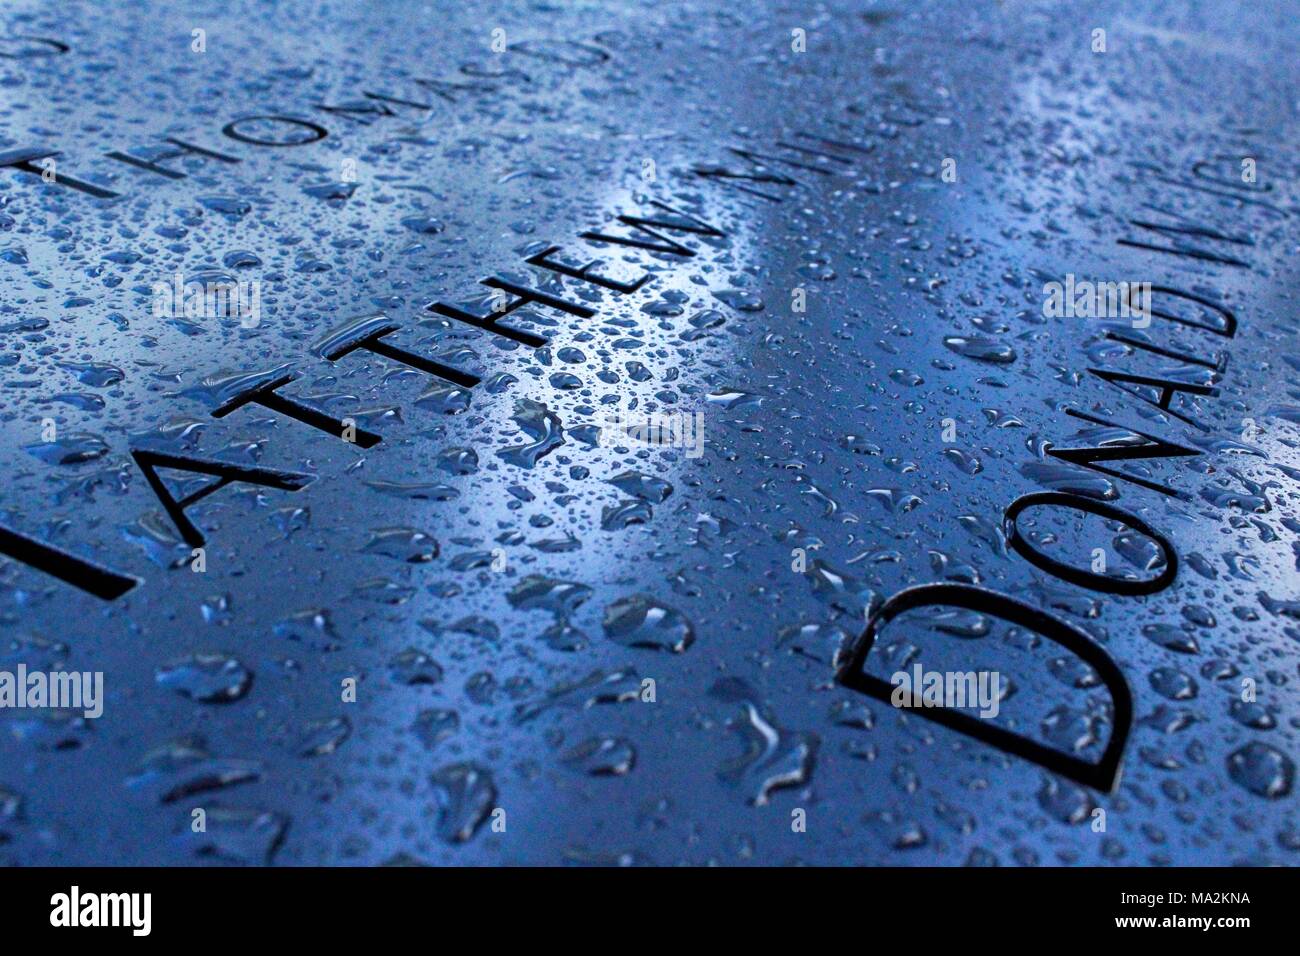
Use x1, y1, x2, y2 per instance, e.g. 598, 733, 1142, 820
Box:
1118, 207, 1252, 267
1048, 409, 1201, 498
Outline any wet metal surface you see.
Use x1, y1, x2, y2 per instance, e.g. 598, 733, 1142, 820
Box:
0, 1, 1297, 865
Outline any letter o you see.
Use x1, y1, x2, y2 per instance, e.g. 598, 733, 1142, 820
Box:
1004, 491, 1176, 596
1191, 155, 1270, 193
222, 115, 328, 147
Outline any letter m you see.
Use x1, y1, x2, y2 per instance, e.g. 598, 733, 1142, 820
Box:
580, 200, 724, 259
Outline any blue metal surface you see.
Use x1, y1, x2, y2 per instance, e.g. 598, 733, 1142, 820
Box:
0, 0, 1296, 865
